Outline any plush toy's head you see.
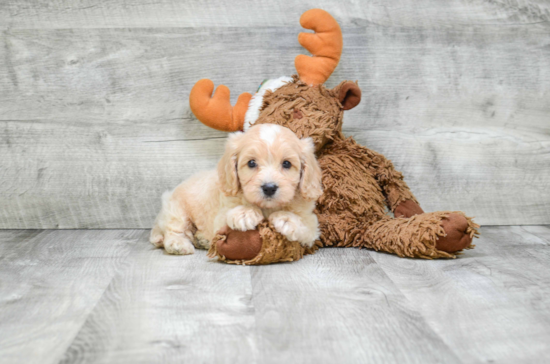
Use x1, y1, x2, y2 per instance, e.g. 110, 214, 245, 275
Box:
189, 9, 361, 151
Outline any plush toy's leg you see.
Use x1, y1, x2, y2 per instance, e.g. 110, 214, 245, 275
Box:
205, 212, 478, 262
207, 222, 318, 265
350, 211, 479, 259
436, 213, 479, 253
393, 200, 476, 253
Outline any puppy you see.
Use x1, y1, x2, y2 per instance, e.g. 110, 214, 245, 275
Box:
150, 124, 323, 255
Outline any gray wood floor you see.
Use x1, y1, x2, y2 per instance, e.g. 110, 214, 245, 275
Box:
1, 226, 549, 363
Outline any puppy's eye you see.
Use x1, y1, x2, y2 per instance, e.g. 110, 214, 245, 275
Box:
247, 160, 257, 168
282, 160, 291, 169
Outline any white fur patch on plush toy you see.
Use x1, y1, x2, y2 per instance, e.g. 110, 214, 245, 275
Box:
244, 76, 293, 130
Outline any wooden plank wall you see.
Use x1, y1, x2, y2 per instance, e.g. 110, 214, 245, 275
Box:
0, 0, 549, 228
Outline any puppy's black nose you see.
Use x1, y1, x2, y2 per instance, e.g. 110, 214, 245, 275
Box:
262, 183, 278, 197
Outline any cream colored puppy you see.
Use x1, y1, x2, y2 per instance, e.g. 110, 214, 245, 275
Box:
150, 124, 323, 255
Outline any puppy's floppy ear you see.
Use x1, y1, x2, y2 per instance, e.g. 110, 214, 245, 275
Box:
299, 137, 323, 200
218, 132, 244, 196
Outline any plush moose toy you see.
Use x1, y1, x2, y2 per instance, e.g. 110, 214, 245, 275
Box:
189, 9, 479, 264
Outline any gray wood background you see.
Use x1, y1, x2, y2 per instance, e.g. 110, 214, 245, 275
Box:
1, 0, 549, 228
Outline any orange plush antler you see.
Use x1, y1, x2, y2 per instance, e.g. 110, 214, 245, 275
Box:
295, 9, 343, 86
189, 79, 252, 132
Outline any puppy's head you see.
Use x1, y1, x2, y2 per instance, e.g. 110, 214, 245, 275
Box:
218, 124, 323, 209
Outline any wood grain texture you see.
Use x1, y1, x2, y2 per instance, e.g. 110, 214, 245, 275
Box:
1, 2, 549, 228
249, 250, 461, 363
1, 0, 549, 29
369, 225, 550, 363
520, 225, 550, 242
1, 226, 549, 363
60, 236, 256, 364
0, 229, 143, 364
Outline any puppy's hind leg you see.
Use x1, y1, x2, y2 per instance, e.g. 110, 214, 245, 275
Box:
164, 231, 195, 255
150, 222, 164, 248
151, 191, 195, 255
150, 191, 171, 247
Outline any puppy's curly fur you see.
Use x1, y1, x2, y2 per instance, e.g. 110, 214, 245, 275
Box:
150, 124, 323, 255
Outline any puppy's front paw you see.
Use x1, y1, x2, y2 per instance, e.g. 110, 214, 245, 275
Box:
164, 234, 195, 255
269, 211, 310, 246
226, 206, 264, 231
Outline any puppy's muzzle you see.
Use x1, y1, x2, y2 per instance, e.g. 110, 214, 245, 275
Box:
261, 183, 278, 197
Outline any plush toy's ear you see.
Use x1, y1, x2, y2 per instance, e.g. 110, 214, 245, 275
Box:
335, 81, 361, 110
299, 137, 323, 200
217, 132, 244, 196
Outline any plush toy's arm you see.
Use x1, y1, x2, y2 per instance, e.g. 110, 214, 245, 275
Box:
325, 137, 421, 216
208, 222, 318, 265
368, 151, 420, 213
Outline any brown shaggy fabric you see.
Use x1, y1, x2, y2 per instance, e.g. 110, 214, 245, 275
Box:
350, 212, 479, 259
208, 221, 317, 265
254, 75, 343, 152
208, 76, 479, 264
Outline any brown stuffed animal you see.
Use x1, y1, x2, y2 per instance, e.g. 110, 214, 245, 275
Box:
189, 9, 479, 264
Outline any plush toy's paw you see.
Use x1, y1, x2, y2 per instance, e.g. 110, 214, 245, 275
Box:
269, 211, 312, 247
215, 226, 263, 260
394, 199, 424, 218
226, 206, 264, 231
163, 234, 195, 255
436, 213, 473, 253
